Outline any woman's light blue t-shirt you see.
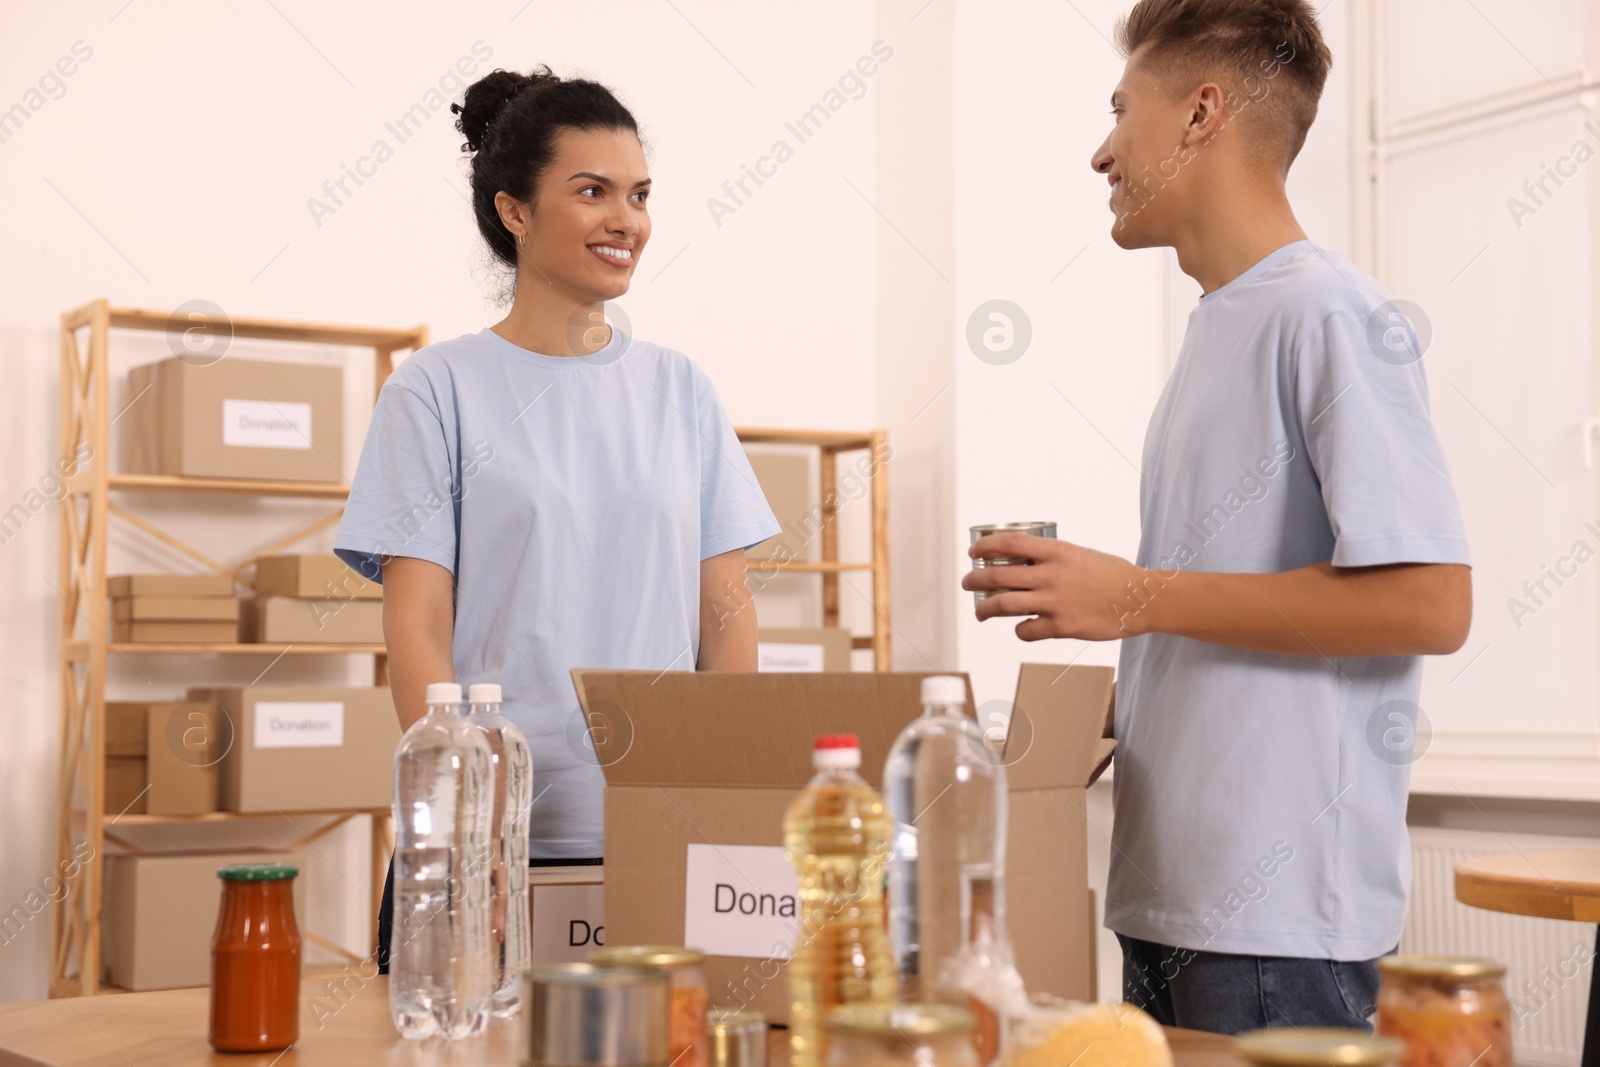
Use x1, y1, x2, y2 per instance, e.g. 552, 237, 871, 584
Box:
334, 326, 779, 858
1108, 241, 1471, 960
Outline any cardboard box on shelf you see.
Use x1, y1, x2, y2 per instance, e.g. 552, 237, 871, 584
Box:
187, 686, 399, 813
101, 850, 307, 991
107, 573, 234, 598
528, 866, 607, 966
111, 596, 240, 622
254, 554, 382, 601
122, 355, 344, 483
104, 702, 221, 816
572, 665, 1114, 1022
239, 596, 384, 644
104, 756, 147, 815
757, 627, 853, 672
111, 619, 240, 644
744, 450, 813, 564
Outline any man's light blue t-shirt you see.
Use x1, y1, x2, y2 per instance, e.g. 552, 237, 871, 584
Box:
334, 326, 779, 858
1107, 241, 1471, 960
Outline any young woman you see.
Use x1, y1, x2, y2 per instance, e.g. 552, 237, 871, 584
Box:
333, 66, 778, 968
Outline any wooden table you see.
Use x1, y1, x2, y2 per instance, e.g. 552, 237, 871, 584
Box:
0, 977, 1247, 1065
1456, 848, 1600, 1067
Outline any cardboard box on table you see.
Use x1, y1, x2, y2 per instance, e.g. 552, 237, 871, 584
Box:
186, 686, 399, 812
528, 866, 607, 966
573, 669, 934, 1022
573, 665, 1115, 1022
123, 355, 343, 483
101, 849, 306, 991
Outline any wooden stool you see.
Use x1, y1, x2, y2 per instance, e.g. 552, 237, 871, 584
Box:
1455, 849, 1600, 1067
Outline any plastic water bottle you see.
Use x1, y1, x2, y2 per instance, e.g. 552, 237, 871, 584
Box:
390, 682, 494, 1039
884, 675, 1008, 1059
783, 734, 897, 1067
465, 682, 532, 1017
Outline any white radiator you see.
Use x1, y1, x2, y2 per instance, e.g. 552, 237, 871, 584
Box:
1405, 827, 1595, 1067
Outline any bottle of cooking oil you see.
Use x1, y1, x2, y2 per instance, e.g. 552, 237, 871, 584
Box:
783, 733, 897, 1067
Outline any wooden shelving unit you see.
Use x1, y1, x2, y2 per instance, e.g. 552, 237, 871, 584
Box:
50, 298, 427, 996
735, 427, 892, 670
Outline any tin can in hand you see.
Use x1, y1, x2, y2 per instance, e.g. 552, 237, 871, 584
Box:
969, 522, 1057, 604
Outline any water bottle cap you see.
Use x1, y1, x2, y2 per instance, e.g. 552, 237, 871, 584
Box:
425, 682, 462, 705
920, 675, 966, 707
467, 683, 502, 704
813, 734, 860, 769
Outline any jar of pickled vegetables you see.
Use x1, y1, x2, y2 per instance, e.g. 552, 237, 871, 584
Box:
825, 1004, 979, 1067
1236, 1027, 1404, 1066
591, 945, 708, 1067
1376, 956, 1512, 1067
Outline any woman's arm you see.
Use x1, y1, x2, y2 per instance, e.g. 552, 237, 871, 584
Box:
380, 556, 456, 732
698, 548, 759, 671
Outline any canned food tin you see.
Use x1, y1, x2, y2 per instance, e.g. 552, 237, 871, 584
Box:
525, 963, 671, 1066
969, 522, 1057, 602
706, 1007, 767, 1067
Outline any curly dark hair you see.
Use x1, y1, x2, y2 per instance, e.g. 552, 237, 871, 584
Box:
450, 65, 640, 271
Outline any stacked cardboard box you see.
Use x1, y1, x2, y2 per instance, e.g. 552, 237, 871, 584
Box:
240, 553, 383, 644
103, 701, 223, 816
107, 573, 237, 644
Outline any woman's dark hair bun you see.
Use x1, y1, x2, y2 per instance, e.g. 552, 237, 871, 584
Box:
451, 65, 561, 154
451, 64, 639, 278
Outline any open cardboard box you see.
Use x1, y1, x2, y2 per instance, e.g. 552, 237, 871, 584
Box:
573, 664, 1114, 1022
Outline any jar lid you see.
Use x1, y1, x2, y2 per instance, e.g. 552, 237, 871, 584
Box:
825, 1004, 974, 1037
217, 863, 298, 881
1376, 954, 1507, 980
1235, 1028, 1405, 1066
589, 945, 704, 968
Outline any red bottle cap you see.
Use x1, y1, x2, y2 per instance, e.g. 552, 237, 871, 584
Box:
814, 734, 860, 750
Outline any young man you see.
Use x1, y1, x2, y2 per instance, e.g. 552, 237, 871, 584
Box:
965, 0, 1472, 1035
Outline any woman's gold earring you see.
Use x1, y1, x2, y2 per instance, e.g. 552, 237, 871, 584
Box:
516, 232, 525, 247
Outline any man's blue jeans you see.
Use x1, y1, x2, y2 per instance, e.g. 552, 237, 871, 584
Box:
1118, 934, 1389, 1035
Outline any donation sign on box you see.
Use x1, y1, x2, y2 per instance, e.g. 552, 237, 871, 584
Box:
682, 844, 801, 960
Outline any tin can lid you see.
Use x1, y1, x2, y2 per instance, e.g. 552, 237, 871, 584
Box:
1376, 954, 1507, 980
1235, 1028, 1405, 1066
707, 1007, 766, 1033
825, 1004, 974, 1037
589, 945, 704, 968
217, 863, 298, 881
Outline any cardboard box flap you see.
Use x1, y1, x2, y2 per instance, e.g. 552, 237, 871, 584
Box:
1005, 663, 1115, 791
571, 669, 973, 789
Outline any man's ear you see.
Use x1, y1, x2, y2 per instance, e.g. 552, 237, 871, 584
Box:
1185, 82, 1231, 146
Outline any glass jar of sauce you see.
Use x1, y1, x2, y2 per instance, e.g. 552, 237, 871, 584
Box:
590, 945, 709, 1067
209, 863, 301, 1052
824, 1004, 979, 1067
1376, 955, 1513, 1067
1236, 1027, 1405, 1066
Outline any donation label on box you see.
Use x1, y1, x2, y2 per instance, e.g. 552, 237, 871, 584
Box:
530, 883, 607, 964
757, 642, 826, 673
682, 843, 800, 960
254, 701, 344, 748
222, 398, 312, 450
